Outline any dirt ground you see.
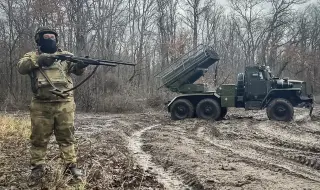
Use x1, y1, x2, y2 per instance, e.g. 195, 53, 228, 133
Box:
1, 106, 320, 189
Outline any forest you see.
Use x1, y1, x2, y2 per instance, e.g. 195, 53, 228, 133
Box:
0, 0, 319, 112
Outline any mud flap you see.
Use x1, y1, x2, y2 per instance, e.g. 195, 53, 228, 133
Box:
309, 103, 314, 117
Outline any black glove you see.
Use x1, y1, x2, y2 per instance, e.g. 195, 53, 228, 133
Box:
76, 60, 89, 69
37, 53, 56, 67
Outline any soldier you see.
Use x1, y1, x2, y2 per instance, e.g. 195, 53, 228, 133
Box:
17, 27, 88, 182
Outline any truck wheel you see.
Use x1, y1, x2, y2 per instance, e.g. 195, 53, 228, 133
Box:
219, 107, 228, 120
196, 98, 221, 120
170, 99, 194, 120
267, 98, 294, 121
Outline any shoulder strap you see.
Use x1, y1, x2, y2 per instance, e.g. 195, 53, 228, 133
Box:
38, 67, 69, 98
38, 65, 100, 98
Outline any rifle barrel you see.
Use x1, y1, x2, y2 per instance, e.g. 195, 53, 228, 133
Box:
94, 62, 117, 67
71, 57, 117, 66
99, 60, 135, 66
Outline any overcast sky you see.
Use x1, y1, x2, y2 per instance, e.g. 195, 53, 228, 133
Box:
217, 0, 318, 9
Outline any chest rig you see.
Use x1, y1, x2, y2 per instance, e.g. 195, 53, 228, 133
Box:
32, 59, 73, 100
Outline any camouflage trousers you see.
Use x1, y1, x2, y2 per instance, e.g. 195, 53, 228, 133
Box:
29, 100, 77, 166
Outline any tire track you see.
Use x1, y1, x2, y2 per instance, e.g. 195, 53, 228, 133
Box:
214, 116, 320, 173
244, 141, 320, 170
197, 126, 320, 183
293, 121, 320, 137
128, 124, 190, 190
141, 124, 212, 190
224, 119, 320, 154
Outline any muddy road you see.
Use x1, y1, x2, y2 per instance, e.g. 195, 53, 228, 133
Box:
2, 107, 320, 189
74, 106, 320, 190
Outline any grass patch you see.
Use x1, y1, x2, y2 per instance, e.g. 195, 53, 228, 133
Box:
0, 114, 30, 141
0, 114, 31, 189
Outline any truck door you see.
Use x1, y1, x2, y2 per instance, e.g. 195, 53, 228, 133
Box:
245, 70, 267, 101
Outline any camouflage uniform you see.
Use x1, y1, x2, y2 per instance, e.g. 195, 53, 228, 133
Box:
17, 49, 85, 167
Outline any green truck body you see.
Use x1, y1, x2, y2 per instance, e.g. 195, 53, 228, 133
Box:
158, 44, 313, 122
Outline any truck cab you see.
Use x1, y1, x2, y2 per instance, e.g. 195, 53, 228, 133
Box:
219, 65, 313, 120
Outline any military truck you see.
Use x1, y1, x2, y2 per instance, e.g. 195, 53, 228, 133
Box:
157, 44, 313, 122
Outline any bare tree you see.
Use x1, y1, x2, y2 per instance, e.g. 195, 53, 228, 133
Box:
260, 0, 305, 69
229, 0, 265, 66
180, 0, 207, 49
0, 0, 317, 111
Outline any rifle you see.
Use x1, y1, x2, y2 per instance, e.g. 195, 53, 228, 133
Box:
39, 54, 135, 98
51, 54, 135, 67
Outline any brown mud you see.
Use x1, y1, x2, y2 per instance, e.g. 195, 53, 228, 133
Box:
1, 107, 320, 189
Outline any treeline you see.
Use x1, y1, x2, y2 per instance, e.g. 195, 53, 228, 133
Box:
0, 0, 319, 112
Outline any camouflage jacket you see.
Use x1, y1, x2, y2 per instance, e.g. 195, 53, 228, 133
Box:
17, 49, 85, 102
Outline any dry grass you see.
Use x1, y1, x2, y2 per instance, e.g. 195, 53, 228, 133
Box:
0, 114, 30, 141
98, 94, 145, 113
0, 114, 31, 189
73, 74, 172, 113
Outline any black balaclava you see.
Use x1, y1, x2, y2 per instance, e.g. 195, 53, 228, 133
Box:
38, 33, 57, 53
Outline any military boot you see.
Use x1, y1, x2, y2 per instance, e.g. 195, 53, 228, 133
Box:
64, 163, 83, 179
29, 164, 45, 186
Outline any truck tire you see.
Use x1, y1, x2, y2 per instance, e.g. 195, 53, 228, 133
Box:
196, 98, 221, 120
170, 99, 194, 120
219, 107, 228, 120
267, 98, 294, 121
